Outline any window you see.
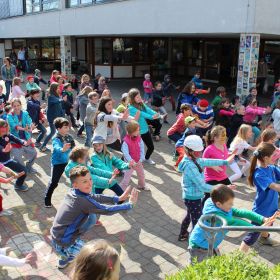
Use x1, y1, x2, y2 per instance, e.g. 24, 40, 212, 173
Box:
42, 39, 55, 60
26, 0, 59, 13
152, 39, 168, 64
0, 0, 23, 19
95, 38, 112, 64
67, 0, 122, 8
26, 39, 41, 59
172, 40, 184, 62
113, 38, 133, 64
135, 39, 150, 63
54, 39, 61, 60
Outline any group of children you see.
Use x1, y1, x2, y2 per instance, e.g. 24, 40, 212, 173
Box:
1, 69, 280, 278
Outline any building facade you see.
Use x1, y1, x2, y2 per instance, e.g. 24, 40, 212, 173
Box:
1, 0, 280, 94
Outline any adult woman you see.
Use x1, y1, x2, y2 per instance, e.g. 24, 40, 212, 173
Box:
1, 57, 16, 100
128, 88, 161, 165
93, 97, 129, 151
7, 98, 37, 174
40, 83, 64, 152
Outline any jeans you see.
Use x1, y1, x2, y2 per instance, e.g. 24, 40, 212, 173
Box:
243, 222, 261, 246
36, 123, 47, 144
95, 183, 124, 196
85, 124, 94, 147
80, 214, 97, 233
5, 80, 12, 100
10, 146, 37, 172
168, 132, 182, 143
41, 122, 56, 148
143, 92, 151, 102
45, 163, 67, 204
141, 131, 154, 160
5, 160, 27, 186
107, 140, 122, 152
77, 122, 84, 135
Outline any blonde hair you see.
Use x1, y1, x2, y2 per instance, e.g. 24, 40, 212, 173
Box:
81, 74, 90, 84
72, 240, 119, 280
126, 121, 140, 135
12, 77, 21, 86
93, 142, 112, 159
205, 125, 226, 146
81, 86, 93, 96
11, 98, 22, 107
231, 124, 252, 146
261, 129, 277, 143
98, 76, 106, 85
101, 89, 111, 99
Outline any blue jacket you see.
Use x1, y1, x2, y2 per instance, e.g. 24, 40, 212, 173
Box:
27, 98, 41, 124
128, 104, 157, 134
176, 92, 200, 114
1, 64, 16, 81
46, 94, 64, 123
178, 157, 228, 200
191, 76, 203, 89
175, 127, 196, 148
7, 111, 32, 140
51, 134, 72, 165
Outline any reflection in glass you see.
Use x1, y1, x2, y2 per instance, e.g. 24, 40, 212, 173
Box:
113, 38, 133, 64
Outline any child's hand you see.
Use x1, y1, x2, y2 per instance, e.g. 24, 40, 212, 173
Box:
134, 110, 140, 121
14, 171, 25, 178
227, 150, 238, 164
62, 143, 71, 152
112, 169, 120, 177
129, 188, 139, 206
227, 184, 236, 190
129, 160, 135, 168
121, 109, 129, 120
0, 176, 15, 184
2, 143, 12, 153
153, 113, 160, 119
119, 186, 132, 202
24, 252, 36, 266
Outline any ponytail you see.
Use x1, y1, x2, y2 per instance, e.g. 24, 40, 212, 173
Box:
248, 155, 258, 186
187, 148, 203, 173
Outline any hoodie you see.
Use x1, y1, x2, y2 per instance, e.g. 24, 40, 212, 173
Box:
176, 92, 200, 114
189, 198, 264, 249
46, 94, 64, 123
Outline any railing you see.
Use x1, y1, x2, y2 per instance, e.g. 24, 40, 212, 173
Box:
198, 214, 280, 257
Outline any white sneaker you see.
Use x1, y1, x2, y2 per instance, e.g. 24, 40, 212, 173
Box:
138, 186, 151, 191
144, 159, 156, 165
0, 209, 14, 216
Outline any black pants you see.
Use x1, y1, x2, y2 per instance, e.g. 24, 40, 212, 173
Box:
146, 119, 162, 136
107, 140, 122, 152
45, 163, 67, 203
77, 122, 84, 135
5, 160, 27, 186
141, 131, 154, 160
203, 178, 231, 206
95, 183, 124, 196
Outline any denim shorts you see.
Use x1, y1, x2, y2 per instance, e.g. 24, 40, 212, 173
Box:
52, 237, 85, 260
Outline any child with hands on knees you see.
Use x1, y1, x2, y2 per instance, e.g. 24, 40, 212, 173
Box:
178, 135, 236, 241
120, 121, 149, 191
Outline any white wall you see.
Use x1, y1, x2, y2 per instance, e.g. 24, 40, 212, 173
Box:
0, 0, 256, 38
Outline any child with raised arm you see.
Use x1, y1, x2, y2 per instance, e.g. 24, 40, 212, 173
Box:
51, 166, 138, 268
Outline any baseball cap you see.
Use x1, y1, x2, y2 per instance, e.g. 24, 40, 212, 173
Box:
183, 135, 204, 151
185, 116, 196, 125
91, 135, 105, 145
121, 92, 128, 99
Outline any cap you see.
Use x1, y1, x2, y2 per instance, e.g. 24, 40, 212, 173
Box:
121, 92, 128, 99
27, 75, 34, 81
91, 135, 105, 145
183, 135, 204, 151
185, 116, 196, 125
198, 99, 209, 107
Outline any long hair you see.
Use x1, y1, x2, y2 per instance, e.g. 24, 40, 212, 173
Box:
231, 124, 252, 146
182, 82, 195, 94
93, 97, 113, 128
128, 88, 144, 110
248, 142, 275, 186
260, 129, 277, 143
205, 125, 226, 146
185, 148, 203, 173
217, 97, 230, 110
49, 82, 60, 97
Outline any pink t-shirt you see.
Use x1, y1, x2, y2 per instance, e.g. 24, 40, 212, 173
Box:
203, 144, 229, 182
143, 80, 153, 94
167, 113, 186, 136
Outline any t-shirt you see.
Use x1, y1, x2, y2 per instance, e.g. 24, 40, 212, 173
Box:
252, 166, 280, 217
143, 80, 153, 94
203, 144, 229, 182
272, 108, 280, 134
229, 139, 250, 155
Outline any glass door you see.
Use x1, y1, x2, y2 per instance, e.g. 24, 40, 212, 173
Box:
204, 42, 221, 82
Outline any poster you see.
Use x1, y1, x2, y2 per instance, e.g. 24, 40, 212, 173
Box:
236, 34, 260, 99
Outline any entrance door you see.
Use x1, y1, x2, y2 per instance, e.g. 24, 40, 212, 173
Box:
203, 42, 221, 83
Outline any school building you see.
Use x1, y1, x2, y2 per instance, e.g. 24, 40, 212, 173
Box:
1, 0, 280, 93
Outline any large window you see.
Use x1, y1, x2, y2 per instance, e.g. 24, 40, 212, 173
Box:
0, 0, 24, 19
68, 0, 119, 7
42, 39, 55, 60
113, 38, 133, 64
95, 38, 112, 64
26, 0, 59, 13
152, 39, 168, 64
135, 39, 150, 63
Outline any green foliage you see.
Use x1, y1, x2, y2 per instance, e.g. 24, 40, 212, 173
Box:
165, 251, 280, 280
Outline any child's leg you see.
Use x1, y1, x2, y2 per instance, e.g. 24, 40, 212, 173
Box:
188, 247, 208, 264
241, 159, 250, 175
229, 161, 243, 182
175, 147, 185, 167
5, 160, 27, 187
23, 146, 37, 171
141, 132, 154, 160
119, 168, 134, 190
152, 119, 162, 136
45, 163, 67, 206
85, 124, 93, 147
135, 162, 145, 189
110, 183, 124, 196
10, 148, 24, 167
36, 123, 47, 144
80, 214, 97, 233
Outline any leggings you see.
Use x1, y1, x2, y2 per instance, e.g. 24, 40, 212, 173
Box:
5, 160, 27, 186
179, 199, 202, 237
146, 119, 162, 136
141, 131, 154, 160
107, 139, 122, 152
95, 183, 124, 196
229, 159, 250, 182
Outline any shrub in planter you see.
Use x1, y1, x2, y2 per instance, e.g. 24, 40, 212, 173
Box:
165, 251, 280, 280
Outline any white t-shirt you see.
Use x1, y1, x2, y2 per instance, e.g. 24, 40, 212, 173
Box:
272, 109, 280, 134
229, 139, 251, 155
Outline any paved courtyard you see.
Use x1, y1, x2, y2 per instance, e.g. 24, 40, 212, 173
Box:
0, 80, 279, 280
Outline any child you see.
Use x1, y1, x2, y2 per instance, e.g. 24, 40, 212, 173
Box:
65, 146, 118, 192
2, 105, 11, 120
229, 124, 255, 182
0, 119, 28, 192
260, 129, 280, 165
50, 70, 59, 84
77, 86, 91, 137
62, 83, 78, 128
188, 185, 274, 263
57, 75, 65, 95
215, 98, 235, 129
27, 89, 47, 147
240, 142, 280, 250
26, 76, 41, 94
120, 121, 149, 191
98, 76, 107, 95
178, 135, 234, 241
243, 87, 258, 107
51, 166, 138, 268
44, 117, 75, 208
9, 77, 25, 101
34, 69, 48, 100
91, 136, 134, 196
192, 99, 214, 129
211, 86, 226, 111
72, 240, 120, 280
0, 85, 7, 110
151, 81, 168, 123
272, 100, 280, 137
174, 116, 197, 170
116, 93, 128, 113
84, 92, 99, 147
80, 74, 93, 90
143, 73, 153, 103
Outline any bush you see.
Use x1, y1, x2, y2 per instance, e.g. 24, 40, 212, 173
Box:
165, 251, 280, 280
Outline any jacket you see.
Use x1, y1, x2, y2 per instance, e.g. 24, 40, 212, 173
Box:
152, 90, 165, 107
122, 135, 145, 162
78, 94, 89, 122
243, 106, 266, 124
128, 104, 156, 134
46, 94, 64, 123
1, 64, 16, 81
27, 98, 41, 124
0, 134, 24, 163
84, 103, 98, 126
26, 82, 41, 92
91, 152, 129, 173
176, 92, 200, 114
178, 157, 228, 200
65, 161, 116, 191
7, 111, 32, 140
189, 198, 264, 249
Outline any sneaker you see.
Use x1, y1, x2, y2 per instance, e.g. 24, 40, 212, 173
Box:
57, 256, 75, 269
178, 232, 189, 242
14, 185, 29, 192
144, 159, 156, 165
0, 209, 14, 216
28, 167, 38, 174
44, 199, 52, 208
35, 142, 41, 148
138, 186, 151, 191
39, 146, 50, 152
259, 236, 280, 247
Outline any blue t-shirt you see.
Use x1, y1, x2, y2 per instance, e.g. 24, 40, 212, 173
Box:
252, 165, 280, 217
